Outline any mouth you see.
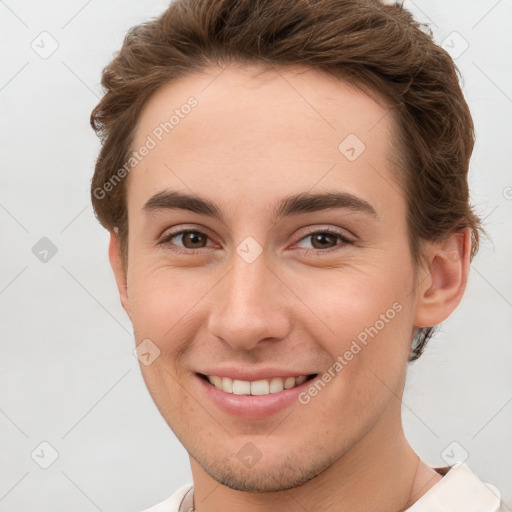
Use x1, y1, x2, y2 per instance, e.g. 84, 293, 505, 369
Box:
197, 373, 318, 396
194, 364, 323, 418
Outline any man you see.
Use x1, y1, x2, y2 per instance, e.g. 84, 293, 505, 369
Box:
90, 0, 504, 510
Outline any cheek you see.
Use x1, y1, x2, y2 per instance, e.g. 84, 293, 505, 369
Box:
128, 270, 198, 411
126, 264, 208, 337
297, 302, 411, 437
293, 264, 413, 399
293, 262, 410, 343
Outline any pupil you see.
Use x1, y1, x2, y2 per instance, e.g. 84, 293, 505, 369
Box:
184, 232, 205, 248
313, 233, 335, 249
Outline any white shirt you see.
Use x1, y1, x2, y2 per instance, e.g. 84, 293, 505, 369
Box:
140, 463, 505, 512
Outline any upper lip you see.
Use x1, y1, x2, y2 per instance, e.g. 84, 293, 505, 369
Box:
197, 367, 317, 381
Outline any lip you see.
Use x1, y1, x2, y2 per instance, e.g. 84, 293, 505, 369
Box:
194, 372, 317, 419
198, 367, 315, 381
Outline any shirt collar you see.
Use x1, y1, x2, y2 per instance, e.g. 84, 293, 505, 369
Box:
405, 463, 502, 512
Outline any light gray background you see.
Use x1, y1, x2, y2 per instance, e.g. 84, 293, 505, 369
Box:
1, 1, 511, 511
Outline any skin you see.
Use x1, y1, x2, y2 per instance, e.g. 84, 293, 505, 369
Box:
109, 63, 471, 512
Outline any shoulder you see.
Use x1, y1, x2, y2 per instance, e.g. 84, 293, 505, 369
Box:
406, 463, 504, 512
138, 485, 193, 512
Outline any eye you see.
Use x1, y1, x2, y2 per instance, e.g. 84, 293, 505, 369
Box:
158, 229, 213, 252
295, 228, 353, 251
157, 226, 353, 255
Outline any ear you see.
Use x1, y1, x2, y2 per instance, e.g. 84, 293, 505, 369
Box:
108, 229, 130, 316
413, 228, 472, 329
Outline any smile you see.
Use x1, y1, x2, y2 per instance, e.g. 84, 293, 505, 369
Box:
195, 370, 320, 418
201, 374, 316, 395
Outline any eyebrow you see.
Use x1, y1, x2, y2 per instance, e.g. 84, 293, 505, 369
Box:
142, 189, 378, 222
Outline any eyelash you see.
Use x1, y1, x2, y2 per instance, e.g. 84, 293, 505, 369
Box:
157, 227, 354, 255
294, 228, 354, 254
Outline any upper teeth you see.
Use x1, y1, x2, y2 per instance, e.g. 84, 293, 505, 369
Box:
207, 375, 308, 395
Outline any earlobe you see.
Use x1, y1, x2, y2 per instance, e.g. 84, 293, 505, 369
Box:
108, 229, 130, 316
413, 228, 472, 329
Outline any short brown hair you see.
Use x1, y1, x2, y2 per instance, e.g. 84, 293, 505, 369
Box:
90, 0, 483, 361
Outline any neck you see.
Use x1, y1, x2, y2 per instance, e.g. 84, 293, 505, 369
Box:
188, 407, 442, 512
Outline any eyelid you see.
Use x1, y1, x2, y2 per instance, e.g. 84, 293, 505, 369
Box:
294, 225, 354, 243
159, 224, 214, 241
158, 224, 354, 253
157, 225, 218, 251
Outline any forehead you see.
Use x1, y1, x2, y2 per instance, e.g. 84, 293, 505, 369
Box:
128, 63, 400, 218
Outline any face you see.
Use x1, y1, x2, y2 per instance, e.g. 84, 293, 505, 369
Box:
118, 64, 422, 492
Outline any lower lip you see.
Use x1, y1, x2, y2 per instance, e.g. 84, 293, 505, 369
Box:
195, 374, 316, 419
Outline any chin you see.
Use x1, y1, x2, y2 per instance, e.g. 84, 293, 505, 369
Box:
191, 443, 339, 493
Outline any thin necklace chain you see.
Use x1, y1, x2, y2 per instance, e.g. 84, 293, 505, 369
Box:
398, 454, 421, 512
180, 455, 421, 512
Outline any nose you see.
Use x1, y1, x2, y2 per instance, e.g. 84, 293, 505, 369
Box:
206, 252, 291, 351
